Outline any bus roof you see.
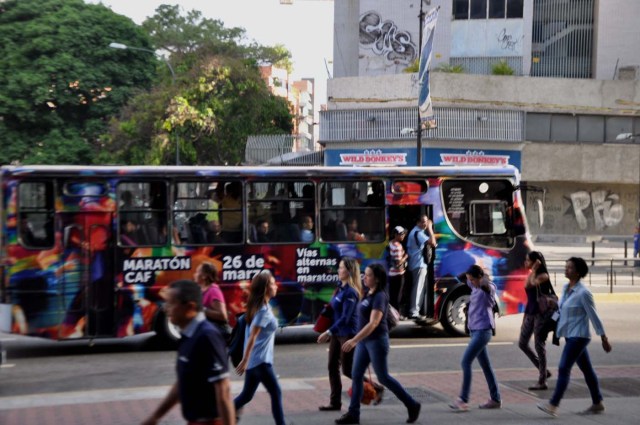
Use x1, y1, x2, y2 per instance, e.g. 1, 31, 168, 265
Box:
1, 165, 521, 180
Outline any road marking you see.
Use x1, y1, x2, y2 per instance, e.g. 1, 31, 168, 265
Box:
0, 363, 15, 368
390, 342, 513, 349
0, 380, 315, 410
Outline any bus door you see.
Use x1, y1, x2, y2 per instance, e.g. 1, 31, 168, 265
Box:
61, 211, 114, 339
387, 178, 435, 318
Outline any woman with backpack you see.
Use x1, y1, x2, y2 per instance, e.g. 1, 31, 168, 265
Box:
449, 265, 501, 412
335, 263, 421, 425
519, 251, 555, 390
234, 270, 285, 425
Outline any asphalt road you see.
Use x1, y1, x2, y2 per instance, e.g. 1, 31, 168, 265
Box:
2, 300, 639, 400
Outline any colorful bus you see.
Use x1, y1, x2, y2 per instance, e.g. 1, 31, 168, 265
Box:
0, 165, 531, 342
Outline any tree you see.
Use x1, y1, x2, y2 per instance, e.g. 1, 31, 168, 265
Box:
142, 5, 292, 72
108, 56, 293, 165
104, 5, 295, 165
0, 0, 157, 165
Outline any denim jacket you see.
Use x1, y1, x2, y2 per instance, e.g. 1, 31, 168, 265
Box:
556, 281, 605, 339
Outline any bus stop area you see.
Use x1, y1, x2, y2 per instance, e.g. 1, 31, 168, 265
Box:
1, 363, 640, 425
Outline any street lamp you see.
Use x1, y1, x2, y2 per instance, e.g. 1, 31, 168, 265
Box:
108, 42, 179, 165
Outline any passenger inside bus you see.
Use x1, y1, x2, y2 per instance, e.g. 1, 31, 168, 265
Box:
206, 220, 225, 243
255, 219, 272, 243
346, 217, 366, 242
220, 181, 242, 242
300, 215, 314, 242
120, 219, 140, 246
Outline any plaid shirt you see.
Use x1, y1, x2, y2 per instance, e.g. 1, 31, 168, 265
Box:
556, 281, 605, 338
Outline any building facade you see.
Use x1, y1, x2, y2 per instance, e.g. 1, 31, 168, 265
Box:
322, 0, 640, 239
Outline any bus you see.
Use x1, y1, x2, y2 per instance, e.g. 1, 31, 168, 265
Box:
0, 165, 531, 342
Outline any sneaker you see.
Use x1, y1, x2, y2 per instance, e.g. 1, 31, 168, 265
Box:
335, 412, 359, 424
537, 402, 558, 417
479, 399, 502, 409
580, 402, 605, 415
319, 404, 341, 411
407, 402, 421, 423
449, 397, 469, 412
528, 382, 548, 391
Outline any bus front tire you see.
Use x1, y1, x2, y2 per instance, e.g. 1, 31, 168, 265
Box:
440, 291, 470, 337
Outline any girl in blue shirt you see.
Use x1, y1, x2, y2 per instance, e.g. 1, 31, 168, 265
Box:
336, 263, 421, 425
234, 270, 285, 425
538, 257, 612, 417
317, 257, 382, 411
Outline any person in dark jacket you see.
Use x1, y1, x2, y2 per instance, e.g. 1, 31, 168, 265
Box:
317, 257, 382, 411
519, 251, 555, 390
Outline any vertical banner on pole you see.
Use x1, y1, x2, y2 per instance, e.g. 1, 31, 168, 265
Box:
418, 6, 439, 130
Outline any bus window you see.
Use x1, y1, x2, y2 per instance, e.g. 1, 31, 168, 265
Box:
442, 179, 514, 248
320, 180, 385, 242
248, 181, 314, 243
18, 181, 54, 249
173, 180, 241, 245
117, 182, 167, 246
470, 201, 508, 235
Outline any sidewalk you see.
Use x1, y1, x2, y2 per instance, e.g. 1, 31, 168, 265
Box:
2, 365, 639, 424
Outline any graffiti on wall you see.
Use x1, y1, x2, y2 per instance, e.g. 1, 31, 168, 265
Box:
359, 11, 417, 65
565, 190, 624, 231
496, 28, 523, 51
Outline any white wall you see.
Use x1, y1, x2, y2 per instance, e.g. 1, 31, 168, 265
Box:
593, 0, 640, 80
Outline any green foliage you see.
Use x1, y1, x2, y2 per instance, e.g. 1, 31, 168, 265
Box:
107, 56, 293, 166
103, 5, 295, 166
491, 60, 515, 75
0, 0, 157, 165
403, 59, 420, 73
434, 63, 465, 73
143, 5, 292, 72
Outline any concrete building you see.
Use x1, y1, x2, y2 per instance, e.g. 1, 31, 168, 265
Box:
321, 0, 640, 239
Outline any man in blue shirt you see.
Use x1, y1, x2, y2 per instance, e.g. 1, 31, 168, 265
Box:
142, 280, 235, 425
406, 215, 430, 319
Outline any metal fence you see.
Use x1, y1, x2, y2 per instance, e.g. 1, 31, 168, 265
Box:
545, 258, 639, 294
319, 107, 524, 143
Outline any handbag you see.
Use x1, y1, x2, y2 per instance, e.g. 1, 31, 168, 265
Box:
313, 303, 334, 333
536, 284, 558, 315
348, 368, 377, 405
387, 305, 400, 330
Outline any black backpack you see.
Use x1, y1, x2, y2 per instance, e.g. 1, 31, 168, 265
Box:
228, 314, 247, 368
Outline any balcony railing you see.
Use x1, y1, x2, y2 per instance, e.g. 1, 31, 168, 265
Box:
319, 107, 524, 143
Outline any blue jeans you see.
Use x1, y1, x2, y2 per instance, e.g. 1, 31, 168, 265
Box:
459, 329, 500, 403
550, 337, 603, 407
348, 335, 418, 419
234, 362, 285, 425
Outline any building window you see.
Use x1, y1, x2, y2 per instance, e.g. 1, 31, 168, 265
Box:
453, 0, 523, 19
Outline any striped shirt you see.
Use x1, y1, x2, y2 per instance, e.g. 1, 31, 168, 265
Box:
388, 240, 406, 276
556, 281, 605, 339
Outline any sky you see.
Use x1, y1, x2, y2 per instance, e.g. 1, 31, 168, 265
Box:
88, 0, 334, 110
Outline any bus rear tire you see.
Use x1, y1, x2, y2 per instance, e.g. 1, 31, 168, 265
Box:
153, 310, 181, 346
440, 291, 470, 337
